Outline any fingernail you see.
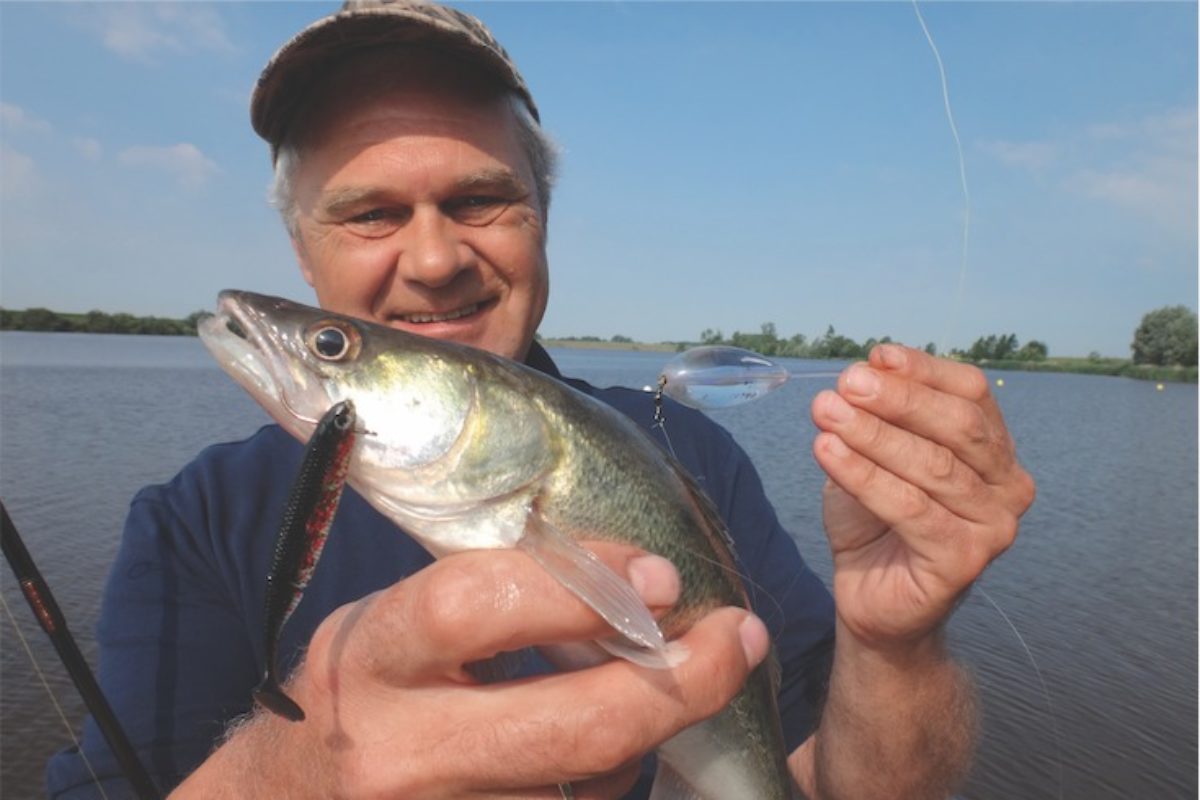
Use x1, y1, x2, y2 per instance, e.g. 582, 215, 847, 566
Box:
739, 614, 770, 667
628, 554, 680, 607
844, 365, 880, 398
879, 344, 906, 370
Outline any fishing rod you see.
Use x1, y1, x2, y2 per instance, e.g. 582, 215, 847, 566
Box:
1, 500, 162, 800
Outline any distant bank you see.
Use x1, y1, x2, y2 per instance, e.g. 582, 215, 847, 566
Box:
3, 310, 1194, 383
968, 356, 1196, 384
542, 341, 1196, 383
0, 307, 201, 337
540, 338, 678, 353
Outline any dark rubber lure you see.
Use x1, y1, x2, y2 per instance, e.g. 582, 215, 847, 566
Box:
253, 399, 357, 721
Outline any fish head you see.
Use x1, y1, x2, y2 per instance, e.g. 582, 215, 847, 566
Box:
198, 290, 476, 472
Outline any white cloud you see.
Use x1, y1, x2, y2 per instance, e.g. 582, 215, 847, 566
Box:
73, 137, 103, 161
118, 143, 220, 189
1068, 108, 1197, 233
977, 139, 1058, 171
0, 103, 53, 135
979, 107, 1197, 235
0, 144, 39, 195
1069, 161, 1179, 210
75, 4, 233, 63
1086, 109, 1195, 147
1, 105, 104, 166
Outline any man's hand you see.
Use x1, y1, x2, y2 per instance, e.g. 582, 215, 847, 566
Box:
811, 343, 1034, 647
795, 343, 1035, 799
172, 543, 770, 799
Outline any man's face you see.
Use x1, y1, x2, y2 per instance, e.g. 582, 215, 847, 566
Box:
288, 79, 549, 361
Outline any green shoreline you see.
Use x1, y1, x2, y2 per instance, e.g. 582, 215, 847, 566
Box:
540, 338, 678, 353
541, 341, 1197, 383
2, 312, 1193, 383
964, 357, 1197, 383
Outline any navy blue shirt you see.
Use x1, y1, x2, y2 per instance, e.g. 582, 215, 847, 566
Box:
46, 345, 834, 798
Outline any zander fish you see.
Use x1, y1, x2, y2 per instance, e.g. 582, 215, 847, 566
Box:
198, 290, 796, 800
255, 399, 357, 722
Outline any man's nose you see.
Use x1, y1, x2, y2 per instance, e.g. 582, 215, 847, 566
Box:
397, 207, 470, 288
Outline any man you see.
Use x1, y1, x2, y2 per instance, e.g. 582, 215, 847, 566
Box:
47, 2, 1034, 798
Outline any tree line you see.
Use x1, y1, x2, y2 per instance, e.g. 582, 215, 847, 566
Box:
4, 304, 1195, 368
0, 307, 206, 336
698, 323, 919, 359
542, 334, 634, 344
696, 323, 1050, 363
1130, 306, 1197, 367
953, 334, 1048, 363
696, 305, 1196, 368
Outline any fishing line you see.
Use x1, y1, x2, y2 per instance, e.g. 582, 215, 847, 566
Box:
974, 585, 1065, 800
649, 379, 790, 632
911, 0, 971, 357
281, 392, 377, 439
0, 591, 111, 800
913, 7, 1063, 798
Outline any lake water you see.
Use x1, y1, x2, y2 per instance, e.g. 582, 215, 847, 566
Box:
1, 332, 1196, 799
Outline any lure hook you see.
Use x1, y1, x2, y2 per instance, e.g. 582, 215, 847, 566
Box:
280, 392, 376, 438
651, 374, 678, 459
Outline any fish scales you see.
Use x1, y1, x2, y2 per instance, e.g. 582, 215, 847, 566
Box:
531, 389, 790, 791
529, 382, 749, 626
199, 290, 797, 799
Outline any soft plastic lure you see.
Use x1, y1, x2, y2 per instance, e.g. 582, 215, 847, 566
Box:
254, 399, 357, 722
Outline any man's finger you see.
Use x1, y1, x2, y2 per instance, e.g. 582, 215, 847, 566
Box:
489, 761, 641, 800
869, 344, 993, 406
812, 431, 1014, 580
830, 360, 1022, 490
348, 544, 682, 682
426, 606, 769, 790
812, 390, 1001, 523
870, 345, 1015, 446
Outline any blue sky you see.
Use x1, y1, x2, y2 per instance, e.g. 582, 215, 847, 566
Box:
1, 2, 1195, 358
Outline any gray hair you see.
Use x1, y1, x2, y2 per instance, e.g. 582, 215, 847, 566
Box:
269, 93, 558, 240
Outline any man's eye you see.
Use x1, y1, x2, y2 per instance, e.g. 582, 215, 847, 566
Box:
344, 208, 407, 237
446, 196, 512, 226
350, 209, 390, 224
462, 196, 502, 207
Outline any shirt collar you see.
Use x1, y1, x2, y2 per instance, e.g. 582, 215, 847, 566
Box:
523, 340, 563, 379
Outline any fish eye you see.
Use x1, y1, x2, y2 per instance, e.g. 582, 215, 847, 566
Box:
313, 327, 347, 359
306, 322, 359, 362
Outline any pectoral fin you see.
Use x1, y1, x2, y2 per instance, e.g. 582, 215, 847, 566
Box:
518, 514, 669, 668
647, 761, 705, 800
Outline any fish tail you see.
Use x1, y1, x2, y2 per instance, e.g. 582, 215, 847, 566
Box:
252, 673, 306, 722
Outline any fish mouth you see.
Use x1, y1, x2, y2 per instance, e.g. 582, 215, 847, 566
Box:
198, 291, 319, 435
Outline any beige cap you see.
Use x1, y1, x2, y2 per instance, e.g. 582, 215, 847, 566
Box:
251, 0, 539, 154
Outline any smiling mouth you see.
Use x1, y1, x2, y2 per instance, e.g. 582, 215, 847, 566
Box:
395, 302, 485, 324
